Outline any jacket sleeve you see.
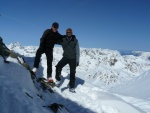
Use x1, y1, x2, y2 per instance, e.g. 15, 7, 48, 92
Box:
55, 34, 63, 45
39, 29, 49, 48
76, 40, 80, 63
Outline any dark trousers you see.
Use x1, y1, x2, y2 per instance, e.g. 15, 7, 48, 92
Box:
34, 47, 53, 78
55, 57, 76, 88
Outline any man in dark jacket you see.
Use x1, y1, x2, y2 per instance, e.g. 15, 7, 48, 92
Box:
32, 22, 62, 83
0, 37, 10, 63
55, 28, 80, 92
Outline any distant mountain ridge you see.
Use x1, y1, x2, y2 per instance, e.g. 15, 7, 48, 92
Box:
7, 42, 150, 87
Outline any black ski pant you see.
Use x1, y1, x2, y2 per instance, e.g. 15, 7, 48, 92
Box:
34, 47, 53, 78
55, 57, 76, 88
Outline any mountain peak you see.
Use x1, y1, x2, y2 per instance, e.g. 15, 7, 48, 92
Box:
7, 42, 23, 49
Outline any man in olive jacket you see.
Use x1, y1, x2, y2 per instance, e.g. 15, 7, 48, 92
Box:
55, 28, 80, 92
32, 22, 62, 82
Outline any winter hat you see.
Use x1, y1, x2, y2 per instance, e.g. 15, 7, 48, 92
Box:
52, 22, 59, 28
66, 28, 72, 34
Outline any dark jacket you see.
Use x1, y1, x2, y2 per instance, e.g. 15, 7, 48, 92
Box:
59, 35, 80, 63
40, 29, 62, 50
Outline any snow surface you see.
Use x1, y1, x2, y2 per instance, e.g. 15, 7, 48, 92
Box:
0, 42, 150, 113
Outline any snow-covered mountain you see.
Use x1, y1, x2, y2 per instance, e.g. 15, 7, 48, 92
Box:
7, 42, 150, 87
0, 42, 150, 113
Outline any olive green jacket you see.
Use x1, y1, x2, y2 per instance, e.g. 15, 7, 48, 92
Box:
59, 35, 80, 63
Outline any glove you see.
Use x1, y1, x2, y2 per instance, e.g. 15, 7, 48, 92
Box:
76, 62, 79, 67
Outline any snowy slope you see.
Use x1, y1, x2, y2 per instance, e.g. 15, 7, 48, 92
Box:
0, 57, 52, 113
0, 42, 150, 113
109, 70, 150, 113
110, 70, 150, 98
0, 57, 96, 113
0, 57, 146, 113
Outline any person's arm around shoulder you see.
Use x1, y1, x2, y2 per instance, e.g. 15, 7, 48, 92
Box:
56, 33, 64, 45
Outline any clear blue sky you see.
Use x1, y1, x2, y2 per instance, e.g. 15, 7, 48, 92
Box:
0, 0, 150, 51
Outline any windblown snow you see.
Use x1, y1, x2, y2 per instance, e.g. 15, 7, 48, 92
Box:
0, 42, 150, 113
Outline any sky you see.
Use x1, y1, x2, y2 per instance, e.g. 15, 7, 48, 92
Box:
0, 0, 150, 51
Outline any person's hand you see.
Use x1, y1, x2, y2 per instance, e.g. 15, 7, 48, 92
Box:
76, 62, 79, 67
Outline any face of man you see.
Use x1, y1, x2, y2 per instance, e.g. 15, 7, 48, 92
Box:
66, 31, 72, 37
52, 26, 58, 33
